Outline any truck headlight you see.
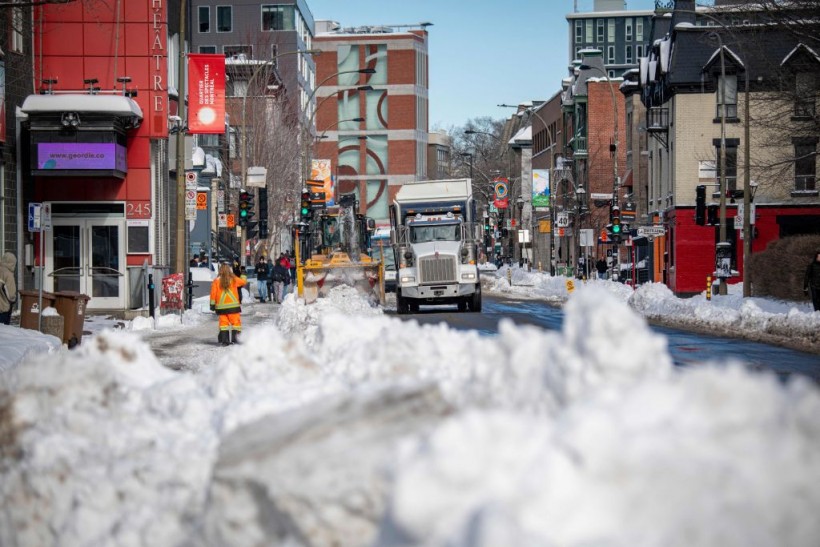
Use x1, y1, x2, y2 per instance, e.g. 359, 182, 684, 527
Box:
401, 276, 415, 283
461, 273, 476, 280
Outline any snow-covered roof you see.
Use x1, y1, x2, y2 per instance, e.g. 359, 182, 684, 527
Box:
704, 45, 745, 70
21, 94, 143, 119
508, 125, 532, 146
781, 42, 820, 66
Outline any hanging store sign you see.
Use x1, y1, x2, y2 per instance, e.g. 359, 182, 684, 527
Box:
188, 54, 226, 134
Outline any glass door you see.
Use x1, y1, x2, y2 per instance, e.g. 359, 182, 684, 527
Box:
47, 219, 125, 309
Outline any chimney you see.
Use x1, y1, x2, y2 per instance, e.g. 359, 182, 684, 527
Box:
673, 0, 697, 26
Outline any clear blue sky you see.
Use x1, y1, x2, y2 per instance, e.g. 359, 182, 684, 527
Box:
306, 0, 657, 129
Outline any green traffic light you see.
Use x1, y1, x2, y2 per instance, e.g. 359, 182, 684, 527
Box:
612, 224, 621, 233
240, 209, 248, 218
301, 207, 309, 215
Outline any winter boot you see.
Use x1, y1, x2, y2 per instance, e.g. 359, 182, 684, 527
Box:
218, 331, 230, 346
230, 331, 240, 345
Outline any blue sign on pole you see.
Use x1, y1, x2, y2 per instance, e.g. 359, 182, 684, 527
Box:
28, 202, 42, 232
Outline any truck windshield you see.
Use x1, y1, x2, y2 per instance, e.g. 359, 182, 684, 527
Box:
410, 223, 461, 243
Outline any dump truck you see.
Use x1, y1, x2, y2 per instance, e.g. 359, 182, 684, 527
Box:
390, 179, 481, 314
296, 194, 384, 304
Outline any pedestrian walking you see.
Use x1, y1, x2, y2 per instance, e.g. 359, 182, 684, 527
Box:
0, 252, 17, 325
272, 257, 289, 304
210, 262, 246, 345
255, 257, 269, 302
280, 253, 292, 299
804, 249, 820, 312
595, 258, 608, 280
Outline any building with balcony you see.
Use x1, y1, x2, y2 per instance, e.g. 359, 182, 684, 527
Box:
638, 0, 820, 295
312, 21, 431, 226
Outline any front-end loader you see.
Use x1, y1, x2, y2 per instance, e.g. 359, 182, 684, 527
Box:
295, 194, 384, 304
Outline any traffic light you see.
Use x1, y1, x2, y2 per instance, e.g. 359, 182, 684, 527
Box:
238, 191, 254, 227
611, 206, 622, 235
695, 185, 706, 225
707, 203, 719, 226
300, 190, 311, 220
259, 220, 268, 239
484, 217, 491, 233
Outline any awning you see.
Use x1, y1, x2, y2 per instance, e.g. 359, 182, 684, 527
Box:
22, 94, 143, 120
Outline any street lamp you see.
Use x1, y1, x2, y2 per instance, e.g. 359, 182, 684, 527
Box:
515, 195, 525, 265
498, 103, 558, 275
303, 68, 377, 179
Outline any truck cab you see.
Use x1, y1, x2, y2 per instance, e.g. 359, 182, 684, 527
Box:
390, 180, 482, 314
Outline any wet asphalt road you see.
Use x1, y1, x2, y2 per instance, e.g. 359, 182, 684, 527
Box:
388, 294, 820, 383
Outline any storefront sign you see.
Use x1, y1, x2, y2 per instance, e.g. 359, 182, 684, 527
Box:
188, 54, 226, 134
37, 143, 127, 172
309, 160, 334, 205
150, 0, 169, 137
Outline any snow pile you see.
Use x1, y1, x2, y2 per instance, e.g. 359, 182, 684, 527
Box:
0, 323, 62, 372
484, 268, 820, 350
379, 367, 820, 545
1, 286, 819, 546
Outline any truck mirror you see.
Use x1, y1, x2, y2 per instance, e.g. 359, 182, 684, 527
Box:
367, 218, 376, 230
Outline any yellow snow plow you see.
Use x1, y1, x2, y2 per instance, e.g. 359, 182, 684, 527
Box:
295, 195, 384, 304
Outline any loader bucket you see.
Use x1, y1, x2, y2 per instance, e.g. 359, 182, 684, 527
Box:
300, 253, 384, 304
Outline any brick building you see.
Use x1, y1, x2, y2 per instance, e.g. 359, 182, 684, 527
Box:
312, 21, 430, 225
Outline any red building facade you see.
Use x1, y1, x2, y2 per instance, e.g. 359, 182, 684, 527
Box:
23, 0, 172, 311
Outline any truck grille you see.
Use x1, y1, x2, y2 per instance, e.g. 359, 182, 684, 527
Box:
419, 256, 457, 284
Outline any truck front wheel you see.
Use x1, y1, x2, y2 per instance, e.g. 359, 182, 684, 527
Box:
396, 290, 409, 314
469, 285, 482, 312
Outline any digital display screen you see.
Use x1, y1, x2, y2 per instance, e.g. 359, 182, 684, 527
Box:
37, 143, 127, 172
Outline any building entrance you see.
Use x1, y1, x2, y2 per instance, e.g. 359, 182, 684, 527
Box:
46, 217, 126, 310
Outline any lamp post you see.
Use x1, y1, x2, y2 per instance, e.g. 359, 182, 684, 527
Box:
498, 103, 557, 275
515, 195, 525, 265
174, 0, 187, 275
238, 49, 319, 265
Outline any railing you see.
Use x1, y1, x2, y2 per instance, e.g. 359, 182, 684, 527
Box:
573, 136, 588, 156
646, 107, 669, 131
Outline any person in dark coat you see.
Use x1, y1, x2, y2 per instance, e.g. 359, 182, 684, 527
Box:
595, 258, 608, 280
0, 252, 17, 325
272, 258, 290, 304
254, 257, 269, 302
804, 250, 820, 312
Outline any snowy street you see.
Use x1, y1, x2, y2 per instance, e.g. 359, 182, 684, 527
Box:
1, 271, 820, 546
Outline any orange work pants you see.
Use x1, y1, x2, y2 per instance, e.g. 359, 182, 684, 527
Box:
218, 313, 242, 332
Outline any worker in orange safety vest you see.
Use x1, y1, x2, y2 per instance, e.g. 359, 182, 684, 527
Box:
210, 262, 247, 345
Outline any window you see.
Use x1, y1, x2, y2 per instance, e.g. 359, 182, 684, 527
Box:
625, 18, 633, 41
715, 145, 738, 193
198, 6, 209, 33
608, 70, 616, 78
636, 44, 644, 59
262, 5, 295, 31
625, 45, 633, 64
585, 20, 593, 42
716, 74, 738, 118
698, 160, 717, 179
11, 5, 24, 53
216, 6, 232, 33
795, 73, 816, 118
636, 18, 644, 41
597, 19, 605, 42
575, 20, 583, 43
575, 46, 583, 59
607, 45, 615, 64
199, 46, 217, 54
794, 141, 817, 191
608, 19, 615, 42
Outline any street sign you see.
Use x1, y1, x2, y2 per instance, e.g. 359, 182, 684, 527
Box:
734, 203, 756, 229
41, 202, 52, 231
517, 229, 530, 244
556, 212, 569, 228
637, 225, 666, 237
539, 219, 551, 233
28, 202, 42, 232
185, 171, 198, 190
579, 228, 594, 247
590, 193, 613, 200
185, 190, 197, 220
217, 190, 225, 212
218, 213, 227, 228
227, 214, 235, 228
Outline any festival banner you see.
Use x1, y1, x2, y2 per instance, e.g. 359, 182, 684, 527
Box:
532, 169, 550, 208
188, 54, 225, 134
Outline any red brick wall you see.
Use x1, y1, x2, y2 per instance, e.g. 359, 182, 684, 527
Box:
587, 81, 627, 197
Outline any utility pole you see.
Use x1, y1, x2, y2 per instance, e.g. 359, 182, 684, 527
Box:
175, 0, 187, 274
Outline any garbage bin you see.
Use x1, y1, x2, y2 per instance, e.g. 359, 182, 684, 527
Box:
54, 291, 91, 348
18, 289, 57, 332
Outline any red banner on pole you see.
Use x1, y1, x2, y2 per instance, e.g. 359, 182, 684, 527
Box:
188, 54, 225, 134
494, 197, 509, 209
